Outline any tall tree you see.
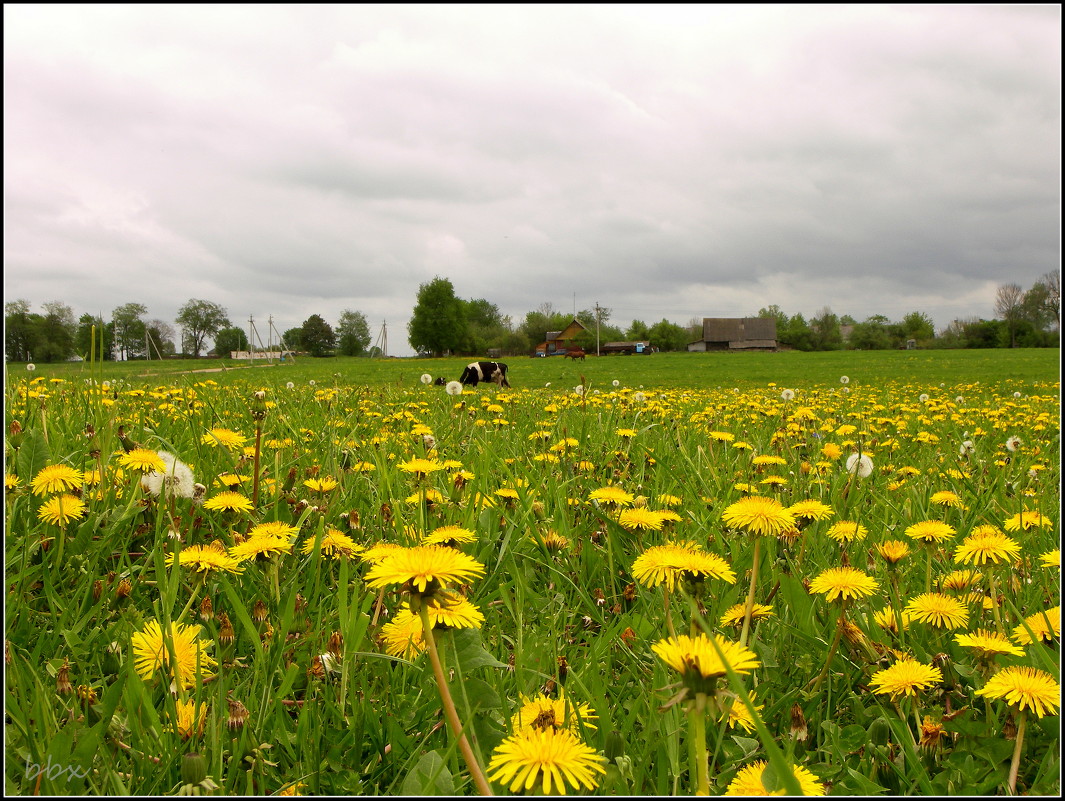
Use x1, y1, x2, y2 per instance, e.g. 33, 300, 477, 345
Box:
146, 319, 177, 358
33, 301, 77, 362
300, 314, 336, 357
849, 315, 892, 350
336, 310, 372, 356
214, 326, 250, 356
899, 311, 935, 345
75, 313, 114, 361
1037, 271, 1060, 331
994, 283, 1024, 348
112, 302, 148, 360
626, 320, 650, 340
648, 318, 689, 351
5, 299, 35, 362
176, 299, 231, 358
408, 277, 466, 357
810, 307, 843, 350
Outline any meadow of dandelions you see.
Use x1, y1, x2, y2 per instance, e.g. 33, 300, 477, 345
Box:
4, 370, 1060, 796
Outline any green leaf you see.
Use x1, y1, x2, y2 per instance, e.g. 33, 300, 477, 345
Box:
840, 766, 890, 795
17, 428, 51, 490
400, 750, 455, 796
449, 628, 507, 672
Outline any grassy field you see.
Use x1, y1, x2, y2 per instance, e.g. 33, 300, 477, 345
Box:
4, 347, 1060, 795
7, 347, 1061, 391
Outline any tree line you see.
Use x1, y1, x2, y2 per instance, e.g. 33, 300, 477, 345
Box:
406, 274, 1059, 356
5, 272, 1058, 363
3, 299, 375, 363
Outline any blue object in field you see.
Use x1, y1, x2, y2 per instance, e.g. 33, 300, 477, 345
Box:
635, 342, 644, 353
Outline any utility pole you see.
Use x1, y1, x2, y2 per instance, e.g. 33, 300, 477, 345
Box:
595, 302, 601, 357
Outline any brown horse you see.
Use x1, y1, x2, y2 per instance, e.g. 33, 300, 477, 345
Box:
563, 349, 586, 361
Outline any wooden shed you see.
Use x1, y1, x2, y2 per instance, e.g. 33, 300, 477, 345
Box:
687, 318, 777, 351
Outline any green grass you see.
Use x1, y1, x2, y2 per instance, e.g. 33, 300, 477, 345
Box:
8, 347, 1060, 390
4, 348, 1060, 795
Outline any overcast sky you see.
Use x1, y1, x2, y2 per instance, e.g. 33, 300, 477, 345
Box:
5, 4, 1060, 356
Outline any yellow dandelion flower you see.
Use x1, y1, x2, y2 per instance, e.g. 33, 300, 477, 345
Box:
721, 496, 796, 537
301, 528, 364, 559
787, 500, 834, 524
905, 592, 969, 629
511, 688, 598, 734
37, 494, 88, 526
873, 606, 914, 633
130, 619, 216, 689
487, 727, 606, 795
364, 545, 486, 595
1012, 606, 1060, 645
954, 629, 1025, 658
652, 633, 760, 681
31, 464, 85, 496
397, 458, 444, 477
166, 543, 244, 575
230, 536, 294, 562
826, 520, 868, 543
930, 490, 966, 509
201, 428, 247, 450
1004, 510, 1053, 532
904, 520, 956, 544
423, 525, 478, 547
808, 567, 879, 603
940, 569, 981, 591
869, 658, 943, 700
631, 543, 736, 590
976, 666, 1061, 718
718, 693, 765, 734
875, 540, 911, 564
168, 699, 208, 740
953, 529, 1021, 565
724, 760, 825, 796
1040, 549, 1060, 569
202, 491, 254, 514
720, 603, 774, 627
118, 448, 167, 474
617, 507, 666, 532
588, 486, 635, 507
303, 476, 339, 493
247, 521, 300, 540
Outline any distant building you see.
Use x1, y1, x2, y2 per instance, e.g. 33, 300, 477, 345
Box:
600, 340, 652, 354
535, 318, 588, 356
687, 318, 777, 352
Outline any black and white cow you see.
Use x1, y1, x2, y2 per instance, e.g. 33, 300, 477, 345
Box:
459, 361, 511, 388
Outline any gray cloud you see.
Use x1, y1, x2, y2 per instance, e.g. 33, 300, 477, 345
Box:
4, 4, 1059, 355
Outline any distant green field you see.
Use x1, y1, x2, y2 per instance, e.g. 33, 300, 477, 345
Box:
7, 348, 1060, 392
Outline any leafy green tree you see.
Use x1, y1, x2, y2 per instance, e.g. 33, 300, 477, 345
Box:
5, 299, 35, 362
176, 299, 231, 358
112, 302, 148, 360
300, 314, 336, 357
282, 327, 303, 351
460, 298, 507, 355
899, 311, 935, 346
810, 307, 843, 351
849, 315, 892, 350
75, 314, 114, 361
337, 310, 372, 356
779, 313, 814, 351
648, 319, 689, 351
408, 277, 466, 357
213, 326, 250, 356
757, 305, 790, 332
626, 320, 650, 340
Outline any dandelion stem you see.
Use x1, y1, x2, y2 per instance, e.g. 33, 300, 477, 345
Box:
987, 571, 1004, 634
1007, 711, 1027, 795
416, 601, 493, 796
739, 537, 762, 648
662, 585, 677, 638
687, 693, 710, 797
808, 599, 848, 693
252, 424, 263, 507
